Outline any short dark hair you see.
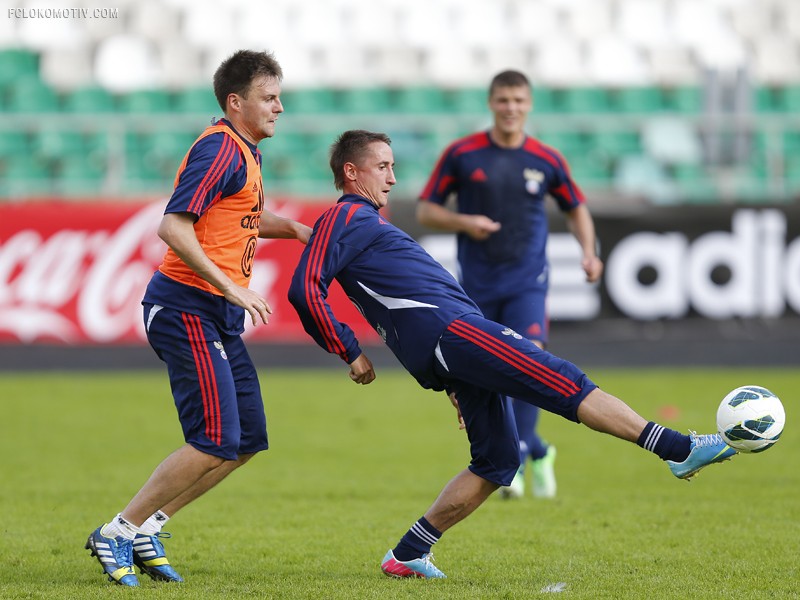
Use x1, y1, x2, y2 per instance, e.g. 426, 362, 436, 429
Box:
329, 130, 392, 191
488, 70, 531, 97
213, 49, 283, 111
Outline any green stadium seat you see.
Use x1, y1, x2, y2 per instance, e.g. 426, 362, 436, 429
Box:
664, 86, 702, 113
0, 156, 52, 196
782, 131, 800, 164
280, 88, 337, 114
118, 89, 173, 113
173, 87, 221, 115
536, 130, 588, 159
559, 87, 611, 113
62, 86, 116, 113
393, 87, 448, 114
614, 155, 678, 204
142, 131, 195, 164
531, 86, 555, 114
447, 88, 487, 114
336, 87, 393, 114
55, 156, 106, 195
590, 130, 642, 158
672, 163, 706, 183
753, 87, 780, 113
777, 85, 800, 113
785, 156, 800, 193
33, 130, 87, 163
264, 130, 311, 158
266, 129, 331, 190
566, 155, 612, 185
0, 130, 32, 159
124, 152, 169, 189
0, 49, 39, 88
611, 86, 666, 113
5, 77, 60, 113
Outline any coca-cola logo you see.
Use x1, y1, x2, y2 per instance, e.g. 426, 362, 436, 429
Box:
0, 200, 307, 344
0, 203, 165, 343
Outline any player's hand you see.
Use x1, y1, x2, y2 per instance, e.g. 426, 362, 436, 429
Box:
463, 215, 501, 241
224, 285, 272, 326
348, 353, 375, 385
582, 255, 604, 283
448, 391, 466, 430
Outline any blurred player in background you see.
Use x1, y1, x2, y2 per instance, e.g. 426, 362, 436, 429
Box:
288, 129, 735, 579
417, 70, 604, 499
85, 49, 311, 587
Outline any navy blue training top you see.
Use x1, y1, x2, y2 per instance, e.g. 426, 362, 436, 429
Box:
288, 194, 482, 390
419, 131, 585, 304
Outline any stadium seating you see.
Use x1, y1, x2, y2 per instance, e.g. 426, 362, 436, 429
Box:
0, 0, 798, 202
62, 86, 117, 113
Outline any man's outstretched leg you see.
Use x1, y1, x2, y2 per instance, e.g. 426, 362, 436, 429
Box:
439, 317, 738, 482
575, 388, 737, 480
381, 469, 498, 579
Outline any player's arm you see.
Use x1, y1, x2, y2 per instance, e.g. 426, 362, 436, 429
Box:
287, 205, 364, 368
158, 213, 272, 325
258, 210, 312, 244
416, 201, 501, 241
565, 203, 604, 283
417, 145, 500, 241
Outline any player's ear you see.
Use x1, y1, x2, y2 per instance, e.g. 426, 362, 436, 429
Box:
227, 93, 240, 113
344, 161, 357, 182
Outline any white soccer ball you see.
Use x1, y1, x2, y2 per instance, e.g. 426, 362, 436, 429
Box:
716, 385, 785, 453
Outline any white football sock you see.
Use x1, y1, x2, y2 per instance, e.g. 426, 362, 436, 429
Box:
139, 510, 170, 536
101, 513, 139, 540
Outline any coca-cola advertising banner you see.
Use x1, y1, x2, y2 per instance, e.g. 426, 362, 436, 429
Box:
0, 199, 377, 345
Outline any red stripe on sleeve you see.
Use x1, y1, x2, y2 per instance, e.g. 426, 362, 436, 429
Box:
305, 205, 347, 356
188, 134, 237, 214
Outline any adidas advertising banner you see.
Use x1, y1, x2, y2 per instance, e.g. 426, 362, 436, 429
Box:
397, 204, 800, 322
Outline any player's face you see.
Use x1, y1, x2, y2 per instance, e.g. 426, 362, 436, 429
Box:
489, 85, 532, 138
351, 142, 396, 209
229, 75, 284, 144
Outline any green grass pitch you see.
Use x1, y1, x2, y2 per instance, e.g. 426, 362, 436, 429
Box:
0, 366, 797, 599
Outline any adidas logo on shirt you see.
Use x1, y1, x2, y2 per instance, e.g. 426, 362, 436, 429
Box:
469, 168, 488, 182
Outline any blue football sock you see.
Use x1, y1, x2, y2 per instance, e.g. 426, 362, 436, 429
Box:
637, 422, 691, 462
393, 516, 442, 562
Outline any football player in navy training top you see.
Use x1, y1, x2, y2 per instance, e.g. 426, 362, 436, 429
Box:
417, 70, 604, 499
288, 129, 736, 579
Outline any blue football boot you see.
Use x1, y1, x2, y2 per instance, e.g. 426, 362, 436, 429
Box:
667, 431, 737, 480
85, 525, 139, 586
133, 532, 184, 582
381, 549, 446, 579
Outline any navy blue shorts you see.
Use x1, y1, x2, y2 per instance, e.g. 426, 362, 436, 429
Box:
477, 288, 548, 345
433, 313, 596, 486
143, 303, 268, 460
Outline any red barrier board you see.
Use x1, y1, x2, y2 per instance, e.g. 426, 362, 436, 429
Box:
0, 199, 378, 345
